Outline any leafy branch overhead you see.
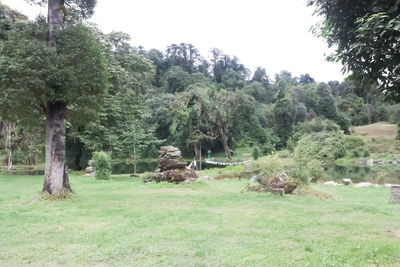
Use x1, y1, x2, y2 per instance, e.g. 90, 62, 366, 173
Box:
309, 0, 400, 100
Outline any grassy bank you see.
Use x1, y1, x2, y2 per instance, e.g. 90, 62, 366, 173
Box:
1, 174, 399, 266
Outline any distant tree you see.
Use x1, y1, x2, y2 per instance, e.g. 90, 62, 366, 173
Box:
210, 48, 249, 84
309, 0, 400, 101
299, 73, 315, 85
165, 43, 206, 74
274, 97, 295, 148
164, 66, 191, 93
252, 67, 270, 87
316, 83, 337, 120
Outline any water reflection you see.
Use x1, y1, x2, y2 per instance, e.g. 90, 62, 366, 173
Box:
323, 165, 400, 183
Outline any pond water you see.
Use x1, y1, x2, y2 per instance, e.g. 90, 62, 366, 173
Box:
111, 160, 224, 174
3, 162, 399, 184
323, 165, 400, 184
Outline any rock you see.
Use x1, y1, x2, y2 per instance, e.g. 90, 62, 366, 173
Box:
85, 167, 94, 174
153, 146, 197, 183
391, 185, 400, 203
366, 159, 374, 167
245, 162, 253, 173
358, 158, 367, 167
84, 172, 95, 178
198, 176, 212, 181
354, 182, 374, 188
342, 178, 352, 185
269, 172, 299, 194
324, 181, 338, 186
374, 160, 384, 165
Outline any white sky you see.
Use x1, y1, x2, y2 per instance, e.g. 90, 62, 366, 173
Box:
2, 0, 346, 82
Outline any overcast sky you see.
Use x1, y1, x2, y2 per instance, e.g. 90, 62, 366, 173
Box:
2, 0, 346, 82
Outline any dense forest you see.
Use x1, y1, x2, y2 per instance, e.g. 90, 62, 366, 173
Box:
0, 1, 399, 173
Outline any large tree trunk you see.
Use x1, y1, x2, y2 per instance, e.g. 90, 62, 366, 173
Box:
42, 0, 71, 194
199, 142, 202, 171
43, 102, 71, 194
216, 115, 232, 160
193, 142, 199, 170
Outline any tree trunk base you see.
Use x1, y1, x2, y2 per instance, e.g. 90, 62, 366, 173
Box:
42, 102, 71, 195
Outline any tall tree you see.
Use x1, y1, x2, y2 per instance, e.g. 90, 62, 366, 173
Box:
0, 1, 107, 195
309, 0, 400, 100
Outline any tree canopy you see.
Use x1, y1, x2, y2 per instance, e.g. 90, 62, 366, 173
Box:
309, 0, 400, 100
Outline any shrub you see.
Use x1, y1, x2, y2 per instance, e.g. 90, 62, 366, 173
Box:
291, 167, 310, 184
252, 146, 260, 160
351, 149, 362, 157
294, 136, 319, 165
141, 172, 154, 183
286, 138, 294, 153
278, 150, 291, 158
307, 160, 323, 182
261, 142, 275, 155
256, 154, 284, 185
363, 150, 370, 157
92, 151, 111, 180
345, 136, 366, 150
295, 131, 346, 167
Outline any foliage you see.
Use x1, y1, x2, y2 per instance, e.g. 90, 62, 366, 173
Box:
345, 136, 366, 150
0, 19, 108, 126
273, 97, 295, 148
286, 137, 294, 153
295, 131, 346, 167
252, 146, 260, 160
256, 154, 284, 185
141, 172, 154, 183
309, 0, 400, 100
307, 159, 323, 183
291, 167, 310, 184
92, 151, 111, 180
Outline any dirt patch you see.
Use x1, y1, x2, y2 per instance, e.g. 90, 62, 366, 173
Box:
395, 230, 400, 239
293, 186, 334, 199
353, 122, 397, 141
215, 174, 237, 180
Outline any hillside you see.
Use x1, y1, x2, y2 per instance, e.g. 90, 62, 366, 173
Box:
352, 122, 400, 153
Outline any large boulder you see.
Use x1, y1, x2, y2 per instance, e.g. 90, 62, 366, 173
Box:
269, 172, 299, 194
154, 146, 197, 183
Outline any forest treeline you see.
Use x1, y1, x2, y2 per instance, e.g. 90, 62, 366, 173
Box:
0, 2, 399, 170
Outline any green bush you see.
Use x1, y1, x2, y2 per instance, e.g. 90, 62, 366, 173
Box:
363, 150, 370, 157
286, 138, 294, 153
307, 160, 323, 183
141, 172, 154, 183
345, 136, 366, 150
252, 146, 260, 160
92, 151, 112, 180
277, 150, 291, 158
256, 154, 284, 185
291, 167, 310, 184
295, 131, 346, 167
261, 142, 275, 155
351, 149, 362, 157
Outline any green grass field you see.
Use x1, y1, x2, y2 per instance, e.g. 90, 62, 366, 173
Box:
1, 174, 400, 266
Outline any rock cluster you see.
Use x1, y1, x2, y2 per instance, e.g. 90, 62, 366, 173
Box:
269, 172, 299, 195
85, 166, 94, 178
153, 146, 197, 183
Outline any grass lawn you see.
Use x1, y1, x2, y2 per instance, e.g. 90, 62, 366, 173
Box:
1, 174, 400, 266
